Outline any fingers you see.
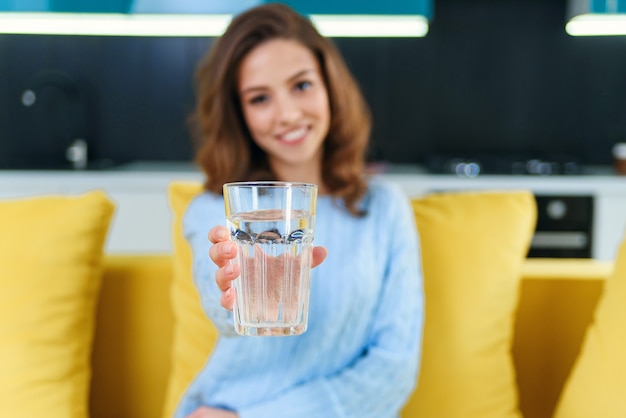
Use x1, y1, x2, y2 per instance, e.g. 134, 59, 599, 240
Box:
220, 287, 237, 310
216, 263, 240, 291
208, 225, 239, 310
208, 225, 229, 244
208, 227, 237, 267
311, 246, 328, 268
184, 407, 211, 418
214, 254, 239, 310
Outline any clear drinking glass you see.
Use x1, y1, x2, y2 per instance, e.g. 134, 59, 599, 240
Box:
223, 181, 318, 336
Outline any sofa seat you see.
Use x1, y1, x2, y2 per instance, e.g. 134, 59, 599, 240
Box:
88, 255, 612, 418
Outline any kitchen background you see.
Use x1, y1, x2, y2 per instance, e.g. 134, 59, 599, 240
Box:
1, 0, 626, 170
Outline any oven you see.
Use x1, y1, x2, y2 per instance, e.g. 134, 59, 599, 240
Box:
529, 195, 593, 258
421, 154, 595, 258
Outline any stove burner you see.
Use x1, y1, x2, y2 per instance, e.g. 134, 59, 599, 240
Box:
425, 154, 582, 176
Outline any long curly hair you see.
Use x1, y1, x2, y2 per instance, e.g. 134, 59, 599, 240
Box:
190, 3, 372, 216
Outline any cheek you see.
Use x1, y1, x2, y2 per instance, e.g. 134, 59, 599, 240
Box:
302, 93, 330, 123
323, 100, 331, 123
315, 95, 331, 128
316, 90, 331, 117
242, 107, 271, 137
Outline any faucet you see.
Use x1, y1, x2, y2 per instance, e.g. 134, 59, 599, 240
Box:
21, 70, 89, 169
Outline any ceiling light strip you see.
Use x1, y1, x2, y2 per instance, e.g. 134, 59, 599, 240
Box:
311, 15, 429, 37
566, 14, 626, 36
0, 13, 232, 36
0, 12, 429, 37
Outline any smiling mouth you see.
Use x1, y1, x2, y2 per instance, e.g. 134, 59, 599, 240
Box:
279, 127, 308, 143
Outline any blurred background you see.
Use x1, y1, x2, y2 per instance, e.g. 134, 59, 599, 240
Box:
0, 0, 625, 171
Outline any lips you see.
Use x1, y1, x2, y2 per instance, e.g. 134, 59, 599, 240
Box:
278, 126, 308, 143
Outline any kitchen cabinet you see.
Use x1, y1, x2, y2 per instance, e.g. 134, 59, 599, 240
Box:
1, 162, 625, 260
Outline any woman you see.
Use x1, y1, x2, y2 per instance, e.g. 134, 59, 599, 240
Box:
177, 4, 424, 418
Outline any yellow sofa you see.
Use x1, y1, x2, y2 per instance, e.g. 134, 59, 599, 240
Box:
89, 255, 612, 418
1, 188, 617, 418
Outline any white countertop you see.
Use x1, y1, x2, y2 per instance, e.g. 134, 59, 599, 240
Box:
1, 162, 624, 258
1, 161, 625, 196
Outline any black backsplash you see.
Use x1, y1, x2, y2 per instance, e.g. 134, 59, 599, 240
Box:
1, 0, 625, 168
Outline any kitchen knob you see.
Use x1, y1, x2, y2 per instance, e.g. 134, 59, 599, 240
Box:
546, 199, 567, 220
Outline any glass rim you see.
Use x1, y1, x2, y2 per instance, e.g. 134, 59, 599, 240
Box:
223, 181, 318, 189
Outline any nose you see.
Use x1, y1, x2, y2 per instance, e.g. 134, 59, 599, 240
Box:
274, 93, 301, 125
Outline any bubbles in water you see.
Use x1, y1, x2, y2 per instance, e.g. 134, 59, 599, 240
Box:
256, 229, 283, 244
233, 229, 253, 242
231, 228, 309, 244
229, 210, 313, 245
287, 229, 305, 243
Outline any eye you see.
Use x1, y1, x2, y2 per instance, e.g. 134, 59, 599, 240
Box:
294, 80, 312, 92
248, 94, 269, 105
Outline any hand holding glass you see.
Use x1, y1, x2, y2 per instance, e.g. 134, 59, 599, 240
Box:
223, 181, 318, 336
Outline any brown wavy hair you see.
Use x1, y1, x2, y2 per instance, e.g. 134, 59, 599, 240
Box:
190, 3, 371, 216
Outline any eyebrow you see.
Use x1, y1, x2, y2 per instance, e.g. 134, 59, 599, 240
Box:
240, 69, 317, 95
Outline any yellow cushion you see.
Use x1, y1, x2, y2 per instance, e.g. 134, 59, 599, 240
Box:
162, 182, 219, 418
0, 191, 115, 418
90, 255, 175, 418
553, 238, 626, 418
402, 190, 536, 418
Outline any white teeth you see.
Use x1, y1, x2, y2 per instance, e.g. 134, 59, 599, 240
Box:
281, 127, 307, 142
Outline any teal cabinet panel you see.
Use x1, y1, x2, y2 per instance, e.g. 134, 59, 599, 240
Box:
1, 0, 433, 16
590, 0, 626, 13
280, 0, 433, 17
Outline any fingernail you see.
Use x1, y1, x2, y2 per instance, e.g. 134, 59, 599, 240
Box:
225, 264, 234, 275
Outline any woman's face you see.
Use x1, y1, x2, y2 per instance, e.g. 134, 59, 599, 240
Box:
237, 38, 330, 182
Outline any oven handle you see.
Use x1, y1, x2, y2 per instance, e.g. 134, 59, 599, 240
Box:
531, 231, 588, 249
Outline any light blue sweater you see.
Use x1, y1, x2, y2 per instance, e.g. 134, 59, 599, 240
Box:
175, 179, 424, 418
